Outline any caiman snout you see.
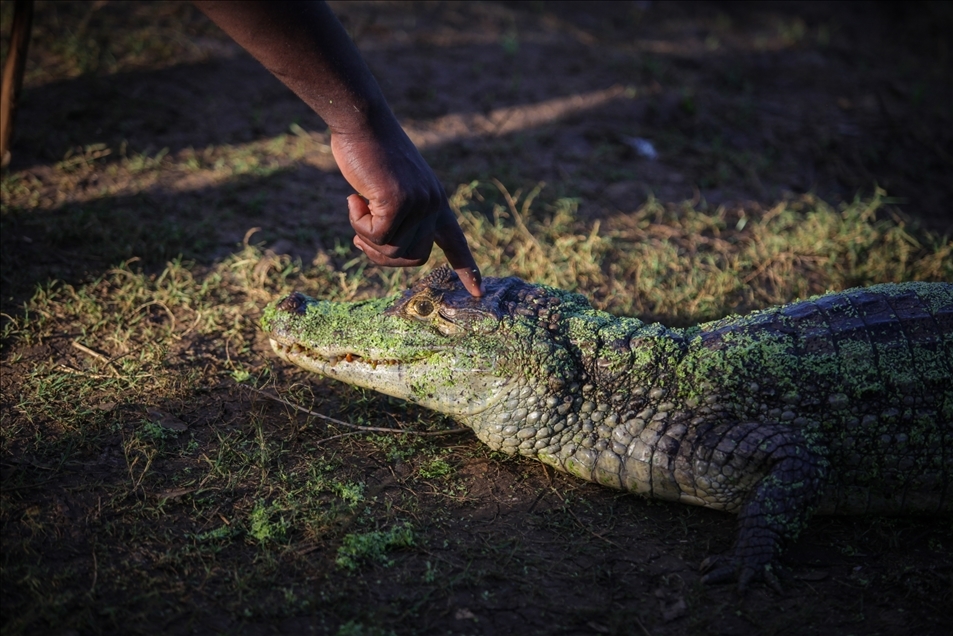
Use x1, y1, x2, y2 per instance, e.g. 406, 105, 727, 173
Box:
276, 292, 309, 315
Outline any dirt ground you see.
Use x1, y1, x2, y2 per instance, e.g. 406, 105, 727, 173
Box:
2, 1, 952, 635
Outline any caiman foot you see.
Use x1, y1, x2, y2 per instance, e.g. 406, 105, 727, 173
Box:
700, 553, 784, 593
695, 423, 824, 593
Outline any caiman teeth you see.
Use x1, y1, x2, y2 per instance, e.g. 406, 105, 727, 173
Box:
273, 340, 400, 368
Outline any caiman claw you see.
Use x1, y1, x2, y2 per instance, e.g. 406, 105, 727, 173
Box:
700, 554, 785, 594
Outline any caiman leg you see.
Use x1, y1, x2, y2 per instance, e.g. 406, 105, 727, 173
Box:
690, 422, 829, 590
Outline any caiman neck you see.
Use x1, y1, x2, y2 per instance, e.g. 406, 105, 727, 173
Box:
461, 311, 689, 461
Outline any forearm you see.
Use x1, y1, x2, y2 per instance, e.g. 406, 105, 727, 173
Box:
194, 0, 483, 295
193, 0, 393, 135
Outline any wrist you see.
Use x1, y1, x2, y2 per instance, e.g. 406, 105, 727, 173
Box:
326, 95, 402, 141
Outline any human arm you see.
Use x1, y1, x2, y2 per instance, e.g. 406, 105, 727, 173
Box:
193, 0, 483, 296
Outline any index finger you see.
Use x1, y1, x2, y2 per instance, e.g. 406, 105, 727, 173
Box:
434, 207, 483, 297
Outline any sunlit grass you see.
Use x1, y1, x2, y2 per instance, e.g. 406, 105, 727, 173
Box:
6, 184, 948, 356
451, 182, 951, 323
0, 131, 333, 215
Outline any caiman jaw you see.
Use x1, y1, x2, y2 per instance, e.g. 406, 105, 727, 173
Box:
269, 338, 404, 370
268, 334, 429, 406
268, 334, 504, 416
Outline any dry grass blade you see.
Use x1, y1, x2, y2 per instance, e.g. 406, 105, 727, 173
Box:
490, 177, 546, 252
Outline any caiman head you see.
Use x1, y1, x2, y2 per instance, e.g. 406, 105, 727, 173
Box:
261, 267, 607, 454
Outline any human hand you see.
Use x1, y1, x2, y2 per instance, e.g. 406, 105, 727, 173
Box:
331, 121, 483, 297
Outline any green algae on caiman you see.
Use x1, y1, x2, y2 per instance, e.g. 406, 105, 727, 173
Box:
262, 269, 953, 589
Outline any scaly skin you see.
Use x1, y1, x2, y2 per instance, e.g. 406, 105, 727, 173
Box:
261, 269, 953, 589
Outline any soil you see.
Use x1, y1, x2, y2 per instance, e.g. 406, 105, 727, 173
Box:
1, 2, 951, 635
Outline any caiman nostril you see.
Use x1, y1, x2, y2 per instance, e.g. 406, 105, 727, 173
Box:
277, 292, 309, 315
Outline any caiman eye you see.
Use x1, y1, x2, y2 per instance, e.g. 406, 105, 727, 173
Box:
413, 299, 435, 317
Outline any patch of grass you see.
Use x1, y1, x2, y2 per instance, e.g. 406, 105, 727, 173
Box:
450, 180, 613, 292
450, 182, 951, 324
418, 457, 454, 480
140, 418, 182, 442
335, 524, 416, 572
366, 433, 422, 463
123, 147, 170, 174
248, 499, 291, 543
0, 128, 337, 316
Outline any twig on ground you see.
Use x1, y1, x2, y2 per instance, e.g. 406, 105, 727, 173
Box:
242, 384, 470, 437
70, 340, 121, 377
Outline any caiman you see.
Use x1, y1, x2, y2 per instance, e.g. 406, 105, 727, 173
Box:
262, 268, 953, 589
